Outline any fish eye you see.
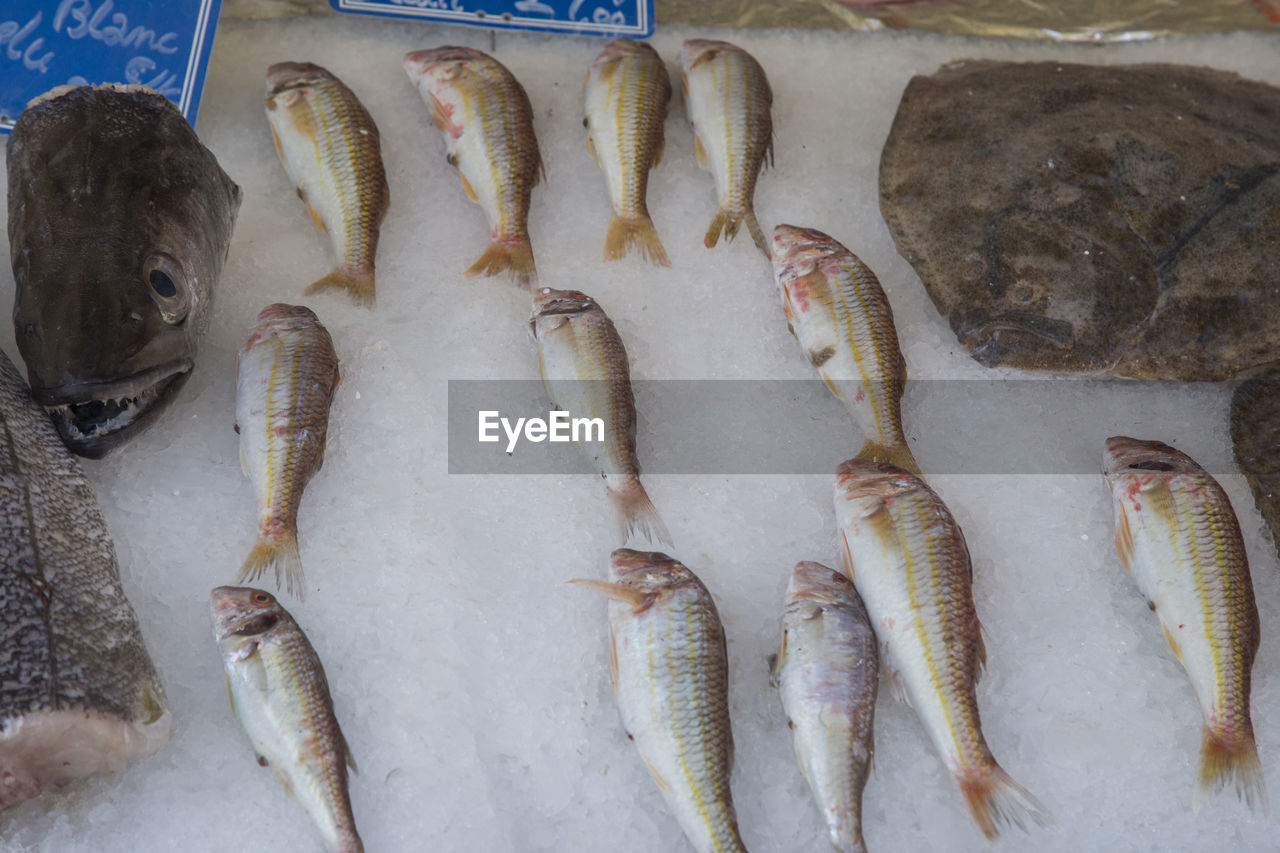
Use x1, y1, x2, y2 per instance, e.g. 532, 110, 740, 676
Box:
251, 591, 274, 605
142, 253, 190, 324
1129, 460, 1175, 471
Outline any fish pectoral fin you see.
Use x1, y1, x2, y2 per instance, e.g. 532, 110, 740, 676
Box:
1114, 511, 1134, 571
427, 92, 452, 133
458, 171, 480, 203
269, 125, 284, 164
224, 675, 236, 713
884, 661, 912, 707
638, 751, 670, 792
586, 132, 596, 161
768, 630, 788, 686
569, 578, 654, 612
839, 532, 856, 580
298, 189, 327, 234
693, 135, 709, 169
1161, 623, 1183, 662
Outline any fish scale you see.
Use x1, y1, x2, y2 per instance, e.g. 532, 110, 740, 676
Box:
1104, 436, 1265, 812
834, 459, 1048, 840
576, 550, 745, 853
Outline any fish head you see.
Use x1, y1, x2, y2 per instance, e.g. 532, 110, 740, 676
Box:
834, 457, 923, 514
8, 85, 241, 457
593, 39, 660, 68
210, 586, 289, 651
679, 39, 732, 72
608, 548, 697, 592
530, 288, 597, 337
403, 46, 487, 88
787, 560, 858, 606
771, 224, 844, 309
1102, 435, 1196, 485
264, 61, 335, 110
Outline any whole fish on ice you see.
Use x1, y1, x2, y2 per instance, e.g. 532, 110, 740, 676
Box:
531, 288, 670, 547
584, 39, 673, 266
680, 39, 773, 256
772, 225, 918, 473
265, 62, 390, 308
574, 549, 746, 853
0, 348, 169, 810
6, 84, 241, 457
1103, 436, 1266, 812
404, 46, 543, 288
236, 304, 341, 597
834, 459, 1049, 840
773, 561, 878, 853
211, 586, 362, 853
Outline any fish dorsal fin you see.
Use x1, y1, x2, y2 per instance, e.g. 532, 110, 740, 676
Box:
341, 728, 358, 774
652, 136, 665, 168
298, 188, 327, 234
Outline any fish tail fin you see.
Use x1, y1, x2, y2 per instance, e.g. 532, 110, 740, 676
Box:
239, 534, 306, 599
1195, 725, 1268, 814
304, 267, 376, 308
466, 237, 537, 289
704, 206, 769, 258
605, 214, 671, 267
609, 478, 672, 548
855, 438, 921, 475
957, 763, 1051, 841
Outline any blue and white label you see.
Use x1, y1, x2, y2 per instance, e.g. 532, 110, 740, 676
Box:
330, 0, 654, 38
0, 0, 223, 134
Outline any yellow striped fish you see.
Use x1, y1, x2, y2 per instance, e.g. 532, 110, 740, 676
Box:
531, 288, 670, 547
211, 586, 362, 853
265, 62, 389, 308
236, 304, 341, 597
404, 46, 543, 289
574, 549, 746, 853
584, 39, 672, 266
772, 225, 918, 474
680, 39, 773, 256
834, 459, 1049, 840
1104, 436, 1266, 812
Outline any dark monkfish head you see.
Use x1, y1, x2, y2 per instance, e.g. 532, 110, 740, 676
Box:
6, 84, 241, 457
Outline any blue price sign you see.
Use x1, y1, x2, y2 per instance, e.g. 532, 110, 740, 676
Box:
0, 0, 222, 134
330, 0, 654, 38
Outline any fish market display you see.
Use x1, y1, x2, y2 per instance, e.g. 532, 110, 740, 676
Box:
1103, 436, 1266, 811
574, 549, 745, 853
584, 39, 673, 266
236, 304, 341, 596
771, 225, 918, 473
265, 62, 390, 308
0, 348, 169, 810
210, 586, 362, 853
6, 84, 242, 457
680, 39, 773, 255
834, 459, 1049, 840
531, 288, 670, 546
403, 46, 543, 288
772, 561, 878, 853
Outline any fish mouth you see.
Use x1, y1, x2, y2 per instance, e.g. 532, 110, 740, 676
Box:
955, 312, 1076, 367
34, 361, 193, 458
1102, 435, 1184, 477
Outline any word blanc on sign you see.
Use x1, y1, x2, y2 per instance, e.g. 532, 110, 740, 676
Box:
0, 0, 222, 133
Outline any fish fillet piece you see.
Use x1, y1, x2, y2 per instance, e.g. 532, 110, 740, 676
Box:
680, 39, 773, 256
211, 586, 362, 853
773, 561, 878, 853
1104, 436, 1266, 813
266, 62, 390, 308
236, 304, 341, 597
404, 46, 543, 288
575, 549, 745, 853
531, 287, 670, 547
0, 348, 169, 810
584, 39, 672, 266
834, 459, 1049, 840
772, 225, 917, 473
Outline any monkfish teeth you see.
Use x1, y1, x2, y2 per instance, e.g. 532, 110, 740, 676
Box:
1103, 436, 1266, 813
